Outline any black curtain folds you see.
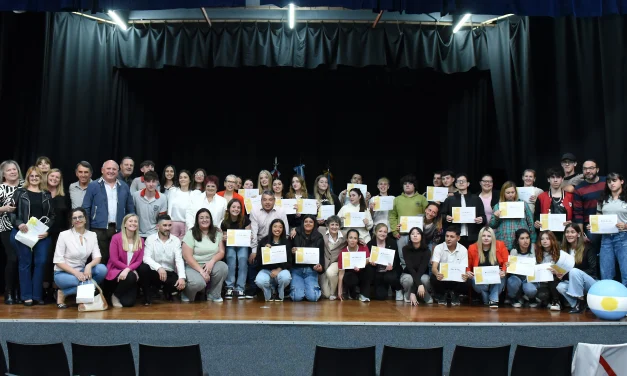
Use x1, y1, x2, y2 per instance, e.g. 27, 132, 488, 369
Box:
36, 12, 526, 186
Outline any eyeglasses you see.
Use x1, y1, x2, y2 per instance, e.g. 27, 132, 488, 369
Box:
225, 180, 237, 184
456, 180, 468, 184
72, 215, 85, 221
480, 180, 493, 184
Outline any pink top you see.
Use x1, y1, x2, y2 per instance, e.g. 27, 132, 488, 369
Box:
105, 232, 145, 280
480, 195, 494, 223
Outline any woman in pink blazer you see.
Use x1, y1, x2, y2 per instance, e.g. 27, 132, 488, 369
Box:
105, 214, 145, 307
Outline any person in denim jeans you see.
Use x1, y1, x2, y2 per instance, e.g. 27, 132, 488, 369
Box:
506, 229, 538, 308
594, 172, 627, 286
289, 215, 324, 302
220, 199, 251, 299
255, 219, 292, 301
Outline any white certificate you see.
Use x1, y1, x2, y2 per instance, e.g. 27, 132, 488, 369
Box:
226, 229, 251, 247
426, 186, 449, 202
276, 199, 297, 215
347, 183, 368, 198
295, 247, 320, 264
540, 214, 567, 232
372, 196, 394, 211
500, 202, 525, 219
297, 199, 318, 215
341, 251, 367, 269
590, 215, 619, 234
452, 207, 476, 223
527, 264, 554, 282
440, 263, 466, 282
474, 266, 501, 285
344, 212, 365, 227
516, 187, 535, 203
261, 245, 288, 265
14, 217, 49, 248
370, 246, 395, 266
400, 216, 424, 232
317, 205, 335, 220
243, 196, 261, 213
238, 189, 259, 198
551, 250, 575, 274
507, 255, 536, 276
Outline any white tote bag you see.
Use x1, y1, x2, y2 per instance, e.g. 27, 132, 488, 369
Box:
76, 282, 95, 304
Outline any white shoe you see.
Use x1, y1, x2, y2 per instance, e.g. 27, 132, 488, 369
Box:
208, 294, 223, 303
111, 294, 123, 308
359, 294, 370, 302
403, 291, 410, 303
395, 290, 403, 301
329, 295, 337, 301
180, 293, 190, 302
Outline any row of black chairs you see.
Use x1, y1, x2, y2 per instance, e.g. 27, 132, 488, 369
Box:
0, 342, 203, 376
313, 344, 574, 376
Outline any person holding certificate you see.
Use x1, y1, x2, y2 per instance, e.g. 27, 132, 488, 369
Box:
290, 215, 324, 302
257, 170, 273, 196
556, 224, 598, 313
430, 226, 469, 306
534, 168, 574, 243
10, 166, 55, 306
490, 181, 536, 249
220, 199, 251, 299
400, 227, 432, 305
254, 219, 292, 301
535, 231, 562, 311
594, 172, 627, 287
367, 223, 402, 301
477, 174, 499, 223
286, 174, 310, 237
338, 229, 374, 302
520, 169, 544, 214
441, 173, 487, 249
466, 227, 508, 309
506, 229, 538, 308
368, 177, 394, 233
312, 175, 340, 227
337, 188, 373, 243
318, 215, 347, 300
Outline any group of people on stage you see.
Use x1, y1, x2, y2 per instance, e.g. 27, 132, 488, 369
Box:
0, 152, 624, 315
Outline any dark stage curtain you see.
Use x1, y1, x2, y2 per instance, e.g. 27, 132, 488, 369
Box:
36, 12, 525, 190
529, 16, 627, 177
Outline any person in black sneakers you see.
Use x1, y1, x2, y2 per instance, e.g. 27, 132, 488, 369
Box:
535, 230, 562, 311
430, 226, 468, 306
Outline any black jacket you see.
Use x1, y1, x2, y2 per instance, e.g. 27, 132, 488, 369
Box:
441, 192, 487, 244
366, 237, 402, 276
564, 244, 598, 281
256, 234, 292, 271
10, 188, 55, 229
291, 223, 325, 273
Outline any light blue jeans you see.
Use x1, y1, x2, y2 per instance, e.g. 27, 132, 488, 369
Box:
472, 277, 505, 304
54, 264, 108, 296
255, 269, 291, 301
290, 267, 321, 302
506, 275, 538, 299
225, 246, 249, 291
600, 231, 627, 286
556, 268, 597, 307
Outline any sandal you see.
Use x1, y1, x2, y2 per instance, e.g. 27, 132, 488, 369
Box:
56, 290, 67, 309
57, 303, 68, 309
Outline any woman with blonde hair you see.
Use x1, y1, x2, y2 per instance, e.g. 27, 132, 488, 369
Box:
466, 227, 508, 308
0, 160, 24, 304
257, 170, 273, 195
105, 214, 145, 307
35, 156, 51, 188
489, 181, 536, 249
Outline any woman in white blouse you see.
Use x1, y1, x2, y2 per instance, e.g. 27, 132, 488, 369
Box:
53, 208, 107, 309
337, 188, 373, 243
168, 170, 194, 240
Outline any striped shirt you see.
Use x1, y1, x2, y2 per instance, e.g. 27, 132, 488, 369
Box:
573, 177, 606, 224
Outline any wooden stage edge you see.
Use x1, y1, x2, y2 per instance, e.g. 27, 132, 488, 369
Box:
0, 299, 625, 325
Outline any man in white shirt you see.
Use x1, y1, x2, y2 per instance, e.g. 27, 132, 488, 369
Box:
69, 161, 93, 209
430, 225, 468, 306
138, 215, 186, 305
246, 191, 289, 298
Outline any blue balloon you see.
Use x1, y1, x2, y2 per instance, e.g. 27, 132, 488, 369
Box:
587, 280, 627, 321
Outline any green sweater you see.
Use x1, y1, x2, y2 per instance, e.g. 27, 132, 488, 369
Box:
389, 193, 429, 236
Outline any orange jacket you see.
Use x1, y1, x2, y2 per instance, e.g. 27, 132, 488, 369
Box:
467, 240, 508, 271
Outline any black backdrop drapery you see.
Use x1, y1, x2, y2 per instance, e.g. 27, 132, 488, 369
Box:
27, 12, 524, 192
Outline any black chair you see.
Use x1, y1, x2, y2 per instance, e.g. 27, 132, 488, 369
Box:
0, 346, 6, 376
511, 345, 573, 376
72, 343, 135, 376
7, 341, 70, 376
312, 345, 376, 376
449, 345, 510, 376
139, 343, 202, 376
380, 345, 442, 376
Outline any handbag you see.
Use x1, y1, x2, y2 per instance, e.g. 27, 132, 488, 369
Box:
78, 280, 108, 312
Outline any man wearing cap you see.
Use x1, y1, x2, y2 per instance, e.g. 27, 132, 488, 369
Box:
561, 153, 584, 193
130, 160, 159, 193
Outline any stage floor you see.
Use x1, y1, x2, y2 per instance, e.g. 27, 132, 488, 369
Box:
1, 299, 622, 324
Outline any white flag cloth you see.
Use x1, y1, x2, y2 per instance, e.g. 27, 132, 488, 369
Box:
572, 342, 627, 376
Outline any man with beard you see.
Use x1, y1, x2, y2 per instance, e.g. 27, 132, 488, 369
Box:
573, 159, 606, 252
138, 215, 186, 305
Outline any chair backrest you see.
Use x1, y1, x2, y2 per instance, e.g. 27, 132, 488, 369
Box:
7, 341, 70, 376
449, 345, 510, 376
72, 342, 135, 376
511, 345, 573, 376
572, 342, 627, 376
380, 345, 443, 376
312, 345, 376, 376
139, 343, 202, 376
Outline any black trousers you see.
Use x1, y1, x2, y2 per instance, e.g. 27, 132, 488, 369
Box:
92, 225, 117, 266
137, 263, 179, 302
343, 265, 375, 298
373, 271, 402, 300
537, 278, 560, 304
104, 271, 138, 307
0, 231, 18, 292
430, 274, 467, 295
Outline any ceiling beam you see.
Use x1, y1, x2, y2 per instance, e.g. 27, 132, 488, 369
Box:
200, 7, 212, 27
